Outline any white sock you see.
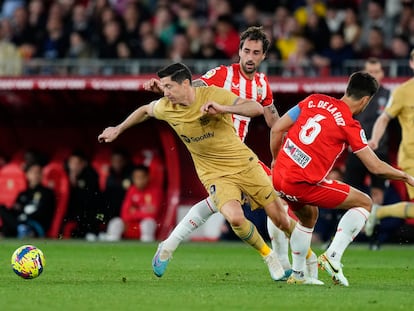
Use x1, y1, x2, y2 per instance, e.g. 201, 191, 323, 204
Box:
326, 207, 370, 263
163, 198, 217, 252
106, 217, 124, 241
140, 218, 157, 242
290, 223, 313, 273
267, 216, 291, 270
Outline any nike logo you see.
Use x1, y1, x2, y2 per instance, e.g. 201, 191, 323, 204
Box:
326, 257, 339, 273
265, 192, 273, 199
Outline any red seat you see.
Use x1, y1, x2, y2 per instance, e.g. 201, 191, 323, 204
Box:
0, 163, 26, 208
42, 161, 70, 238
91, 148, 112, 192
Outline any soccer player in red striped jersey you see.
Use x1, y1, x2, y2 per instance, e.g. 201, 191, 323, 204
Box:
146, 26, 317, 281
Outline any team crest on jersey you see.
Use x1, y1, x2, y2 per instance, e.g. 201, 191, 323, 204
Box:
202, 68, 217, 79
257, 87, 263, 96
360, 129, 368, 144
199, 116, 210, 126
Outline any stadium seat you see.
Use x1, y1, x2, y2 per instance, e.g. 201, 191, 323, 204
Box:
0, 163, 26, 208
91, 148, 112, 192
133, 149, 165, 189
42, 161, 70, 238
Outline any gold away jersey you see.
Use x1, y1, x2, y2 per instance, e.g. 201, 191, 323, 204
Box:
385, 78, 414, 169
152, 85, 259, 182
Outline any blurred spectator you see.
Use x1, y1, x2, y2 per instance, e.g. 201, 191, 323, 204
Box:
185, 19, 202, 55
302, 10, 331, 53
97, 19, 129, 59
339, 6, 362, 50
152, 5, 178, 48
100, 164, 162, 242
294, 0, 327, 27
193, 25, 228, 59
138, 33, 166, 58
325, 3, 345, 33
358, 26, 394, 59
391, 34, 411, 60
272, 5, 291, 41
0, 20, 22, 75
168, 32, 193, 61
276, 16, 302, 60
214, 14, 240, 59
27, 0, 47, 45
66, 30, 94, 59
63, 150, 103, 240
121, 2, 148, 57
35, 15, 69, 59
237, 2, 261, 31
10, 6, 37, 57
313, 31, 355, 76
393, 0, 413, 37
359, 0, 394, 50
408, 15, 414, 48
68, 3, 91, 37
283, 35, 317, 77
0, 163, 55, 238
344, 58, 390, 206
1, 0, 25, 19
206, 0, 232, 26
102, 149, 133, 224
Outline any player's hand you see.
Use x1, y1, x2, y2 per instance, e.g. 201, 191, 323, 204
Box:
406, 174, 414, 187
367, 139, 378, 150
201, 101, 226, 115
143, 78, 164, 94
98, 126, 120, 143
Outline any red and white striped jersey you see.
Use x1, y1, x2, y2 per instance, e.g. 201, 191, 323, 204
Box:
200, 63, 274, 142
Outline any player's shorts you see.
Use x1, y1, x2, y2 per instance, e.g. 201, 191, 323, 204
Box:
258, 160, 271, 176
203, 162, 278, 211
398, 164, 414, 200
272, 170, 350, 211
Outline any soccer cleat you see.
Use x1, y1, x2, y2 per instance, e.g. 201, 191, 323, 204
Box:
152, 242, 172, 277
286, 271, 324, 285
305, 251, 318, 279
263, 251, 286, 281
364, 204, 379, 237
318, 253, 349, 286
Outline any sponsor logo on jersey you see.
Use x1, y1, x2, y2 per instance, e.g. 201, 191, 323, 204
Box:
180, 132, 215, 143
231, 82, 239, 90
283, 138, 311, 168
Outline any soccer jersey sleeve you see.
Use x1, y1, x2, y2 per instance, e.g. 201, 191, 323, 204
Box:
345, 120, 368, 153
384, 93, 403, 119
199, 65, 227, 87
151, 98, 166, 120
261, 75, 274, 108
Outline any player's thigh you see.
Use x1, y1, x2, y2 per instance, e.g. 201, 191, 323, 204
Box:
336, 186, 372, 210
204, 178, 243, 211
238, 164, 278, 210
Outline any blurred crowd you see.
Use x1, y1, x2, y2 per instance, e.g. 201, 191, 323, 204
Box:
1, 0, 414, 76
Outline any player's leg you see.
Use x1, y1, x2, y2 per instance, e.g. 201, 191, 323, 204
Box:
365, 201, 414, 236
220, 199, 285, 281
319, 186, 371, 286
152, 197, 217, 277
286, 204, 323, 285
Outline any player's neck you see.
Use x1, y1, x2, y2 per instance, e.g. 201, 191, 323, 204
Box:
239, 67, 256, 80
183, 87, 196, 106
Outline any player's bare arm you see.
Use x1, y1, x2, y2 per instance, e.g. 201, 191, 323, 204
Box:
201, 98, 263, 117
263, 103, 280, 128
368, 112, 391, 150
356, 147, 414, 186
270, 113, 294, 160
98, 101, 155, 143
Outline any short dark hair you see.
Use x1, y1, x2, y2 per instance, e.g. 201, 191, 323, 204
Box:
345, 71, 379, 100
239, 26, 270, 54
157, 62, 192, 84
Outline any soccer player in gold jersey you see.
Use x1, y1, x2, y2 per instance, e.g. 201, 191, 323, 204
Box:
98, 62, 292, 281
365, 49, 414, 238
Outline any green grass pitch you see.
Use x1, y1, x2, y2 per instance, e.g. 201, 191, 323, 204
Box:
1, 240, 413, 311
